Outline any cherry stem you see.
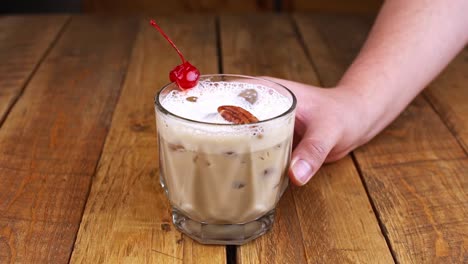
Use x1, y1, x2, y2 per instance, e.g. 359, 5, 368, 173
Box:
150, 20, 186, 63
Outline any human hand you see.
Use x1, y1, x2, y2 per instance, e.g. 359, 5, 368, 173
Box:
262, 77, 370, 186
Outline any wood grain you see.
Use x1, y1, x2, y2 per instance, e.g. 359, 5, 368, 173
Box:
424, 48, 468, 154
363, 159, 468, 263
221, 14, 393, 263
293, 14, 371, 88
295, 14, 468, 263
70, 16, 226, 263
357, 96, 466, 169
236, 189, 307, 264
0, 16, 137, 263
294, 157, 394, 263
0, 15, 68, 124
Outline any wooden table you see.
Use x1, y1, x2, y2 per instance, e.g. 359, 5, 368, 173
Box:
0, 14, 466, 264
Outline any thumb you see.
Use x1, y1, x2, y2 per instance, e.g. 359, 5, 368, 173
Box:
289, 128, 336, 186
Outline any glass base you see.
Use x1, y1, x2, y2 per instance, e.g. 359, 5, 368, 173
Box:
172, 208, 275, 245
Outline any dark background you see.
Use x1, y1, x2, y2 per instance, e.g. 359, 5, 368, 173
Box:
1, 0, 383, 14
1, 0, 82, 13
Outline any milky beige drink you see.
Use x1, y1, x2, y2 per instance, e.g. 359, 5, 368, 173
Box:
155, 75, 296, 245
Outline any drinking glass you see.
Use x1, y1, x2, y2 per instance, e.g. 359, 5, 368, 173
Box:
154, 74, 296, 245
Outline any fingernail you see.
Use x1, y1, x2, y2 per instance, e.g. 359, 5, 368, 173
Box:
292, 159, 313, 185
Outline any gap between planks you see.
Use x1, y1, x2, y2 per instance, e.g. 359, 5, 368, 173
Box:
423, 92, 468, 157
350, 153, 399, 263
291, 14, 397, 262
65, 15, 140, 264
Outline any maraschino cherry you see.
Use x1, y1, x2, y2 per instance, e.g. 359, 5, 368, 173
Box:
150, 20, 200, 89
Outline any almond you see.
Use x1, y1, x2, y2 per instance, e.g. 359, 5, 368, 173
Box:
217, 105, 259, 124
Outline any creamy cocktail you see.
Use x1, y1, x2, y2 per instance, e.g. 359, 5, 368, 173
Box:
155, 75, 296, 245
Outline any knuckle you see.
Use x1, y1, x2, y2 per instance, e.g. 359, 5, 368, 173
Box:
301, 138, 330, 162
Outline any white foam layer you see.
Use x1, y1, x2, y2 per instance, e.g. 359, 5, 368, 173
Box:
160, 81, 292, 123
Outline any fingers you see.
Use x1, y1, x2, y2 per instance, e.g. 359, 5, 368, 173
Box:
289, 129, 337, 186
258, 76, 340, 185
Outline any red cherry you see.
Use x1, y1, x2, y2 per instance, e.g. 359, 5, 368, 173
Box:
150, 20, 200, 89
170, 62, 200, 90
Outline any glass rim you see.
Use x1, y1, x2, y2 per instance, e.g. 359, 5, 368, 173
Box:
154, 74, 297, 126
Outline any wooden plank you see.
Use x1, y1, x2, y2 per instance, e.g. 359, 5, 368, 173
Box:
0, 16, 137, 263
70, 16, 226, 263
221, 14, 393, 263
83, 0, 272, 15
0, 15, 69, 124
287, 0, 383, 14
295, 14, 468, 262
363, 159, 468, 263
294, 157, 394, 263
424, 48, 468, 154
236, 190, 307, 264
357, 96, 466, 169
220, 14, 321, 83
293, 14, 371, 88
